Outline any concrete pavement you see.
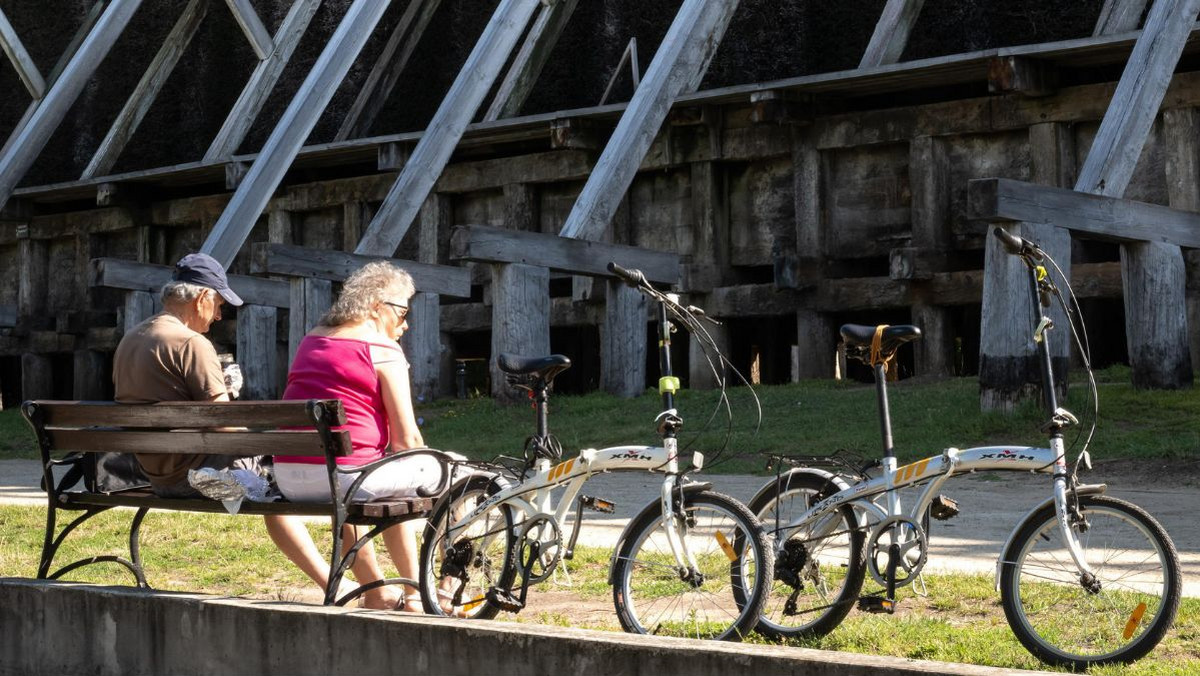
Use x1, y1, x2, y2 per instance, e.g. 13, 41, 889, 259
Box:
3, 458, 1196, 595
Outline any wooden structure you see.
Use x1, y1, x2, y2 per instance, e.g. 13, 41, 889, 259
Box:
2, 2, 1199, 409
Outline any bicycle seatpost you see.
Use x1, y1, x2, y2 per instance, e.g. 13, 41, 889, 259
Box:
873, 362, 895, 459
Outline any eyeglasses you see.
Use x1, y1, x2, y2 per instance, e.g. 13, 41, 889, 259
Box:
383, 301, 409, 322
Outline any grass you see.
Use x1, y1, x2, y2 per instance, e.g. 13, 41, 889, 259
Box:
3, 365, 1199, 468
1, 503, 1195, 674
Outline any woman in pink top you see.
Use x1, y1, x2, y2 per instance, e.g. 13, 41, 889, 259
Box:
264, 261, 439, 612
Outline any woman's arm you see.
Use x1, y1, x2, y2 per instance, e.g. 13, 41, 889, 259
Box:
374, 346, 424, 451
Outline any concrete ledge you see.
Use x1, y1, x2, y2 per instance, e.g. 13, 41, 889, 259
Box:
0, 579, 1052, 675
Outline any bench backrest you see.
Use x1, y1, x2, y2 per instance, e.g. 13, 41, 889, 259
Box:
21, 400, 352, 460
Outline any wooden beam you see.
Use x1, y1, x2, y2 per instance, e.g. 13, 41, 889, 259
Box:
0, 304, 15, 327
435, 149, 593, 194
450, 224, 680, 283
484, 0, 580, 121
859, 0, 925, 68
1095, 0, 1150, 35
1077, 0, 1200, 196
82, 0, 211, 180
968, 178, 1200, 247
0, 0, 144, 211
202, 0, 391, 267
91, 257, 290, 308
353, 0, 542, 257
0, 7, 46, 98
335, 0, 443, 141
250, 242, 471, 298
224, 0, 274, 60
986, 56, 1058, 97
1164, 107, 1200, 373
557, 0, 740, 241
204, 0, 320, 161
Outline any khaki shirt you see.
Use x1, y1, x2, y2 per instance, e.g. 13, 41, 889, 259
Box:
112, 312, 227, 487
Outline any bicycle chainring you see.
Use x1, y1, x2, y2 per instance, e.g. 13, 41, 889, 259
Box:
865, 515, 928, 588
518, 513, 563, 584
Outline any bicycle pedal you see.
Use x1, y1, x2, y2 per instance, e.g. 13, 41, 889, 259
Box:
857, 596, 896, 614
579, 495, 615, 514
485, 587, 525, 613
930, 494, 960, 521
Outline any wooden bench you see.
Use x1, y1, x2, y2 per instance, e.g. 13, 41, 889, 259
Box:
20, 398, 452, 606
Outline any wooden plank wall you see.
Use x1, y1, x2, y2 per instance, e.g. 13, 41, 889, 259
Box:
12, 62, 1200, 398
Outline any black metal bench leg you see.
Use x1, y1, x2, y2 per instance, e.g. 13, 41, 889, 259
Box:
42, 506, 148, 586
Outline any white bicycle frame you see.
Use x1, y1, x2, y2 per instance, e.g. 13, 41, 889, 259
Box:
448, 437, 704, 576
773, 440, 1100, 584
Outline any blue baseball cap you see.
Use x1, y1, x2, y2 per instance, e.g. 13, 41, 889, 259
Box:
173, 253, 243, 306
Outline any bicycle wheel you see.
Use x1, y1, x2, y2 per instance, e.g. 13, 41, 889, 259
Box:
999, 495, 1181, 669
748, 471, 867, 639
418, 474, 517, 619
612, 490, 773, 641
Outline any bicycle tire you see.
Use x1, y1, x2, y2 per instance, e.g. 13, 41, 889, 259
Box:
999, 494, 1181, 669
611, 490, 773, 641
748, 471, 867, 639
418, 474, 517, 620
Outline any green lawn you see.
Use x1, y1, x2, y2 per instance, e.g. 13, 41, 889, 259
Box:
1, 504, 1195, 675
4, 366, 1199, 469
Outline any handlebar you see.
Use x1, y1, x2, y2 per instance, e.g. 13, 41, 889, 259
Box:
992, 227, 1042, 261
607, 261, 647, 287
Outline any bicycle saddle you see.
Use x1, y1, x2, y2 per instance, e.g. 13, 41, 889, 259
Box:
496, 353, 572, 382
840, 324, 922, 353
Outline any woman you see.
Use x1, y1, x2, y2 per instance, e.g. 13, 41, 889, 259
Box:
265, 261, 440, 612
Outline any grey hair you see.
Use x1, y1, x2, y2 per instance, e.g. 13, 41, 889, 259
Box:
161, 280, 212, 306
320, 261, 415, 327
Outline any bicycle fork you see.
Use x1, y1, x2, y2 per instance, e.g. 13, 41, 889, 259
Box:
1049, 437, 1099, 590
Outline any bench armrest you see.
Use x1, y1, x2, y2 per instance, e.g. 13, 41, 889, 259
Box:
335, 448, 458, 499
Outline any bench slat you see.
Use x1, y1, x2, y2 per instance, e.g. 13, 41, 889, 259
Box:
29, 400, 347, 429
57, 491, 433, 518
46, 429, 351, 457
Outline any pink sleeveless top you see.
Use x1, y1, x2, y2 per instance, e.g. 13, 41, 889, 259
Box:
276, 335, 406, 466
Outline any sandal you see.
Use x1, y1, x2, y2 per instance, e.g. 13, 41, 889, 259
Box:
437, 589, 469, 618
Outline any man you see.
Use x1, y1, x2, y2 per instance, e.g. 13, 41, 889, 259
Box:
112, 252, 261, 497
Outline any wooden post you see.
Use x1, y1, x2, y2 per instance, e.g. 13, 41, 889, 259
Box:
237, 304, 277, 400
980, 122, 1076, 408
793, 127, 822, 285
908, 136, 952, 377
17, 231, 47, 317
73, 349, 107, 399
342, 201, 375, 253
603, 280, 647, 398
421, 193, 454, 397
288, 277, 331, 366
402, 292, 441, 402
688, 302, 729, 390
1079, 0, 1200, 389
490, 263, 550, 401
795, 309, 836, 380
122, 290, 156, 332
20, 353, 54, 400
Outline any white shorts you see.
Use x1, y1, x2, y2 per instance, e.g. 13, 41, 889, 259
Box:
275, 455, 446, 503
